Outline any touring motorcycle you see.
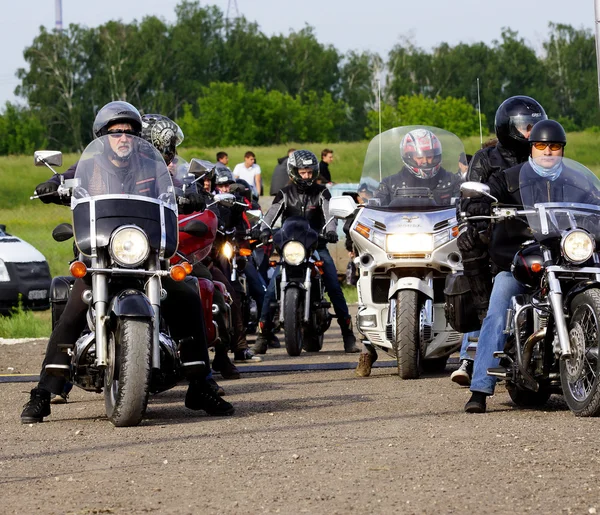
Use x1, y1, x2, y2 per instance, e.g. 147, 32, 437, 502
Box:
462, 157, 600, 416
330, 126, 464, 378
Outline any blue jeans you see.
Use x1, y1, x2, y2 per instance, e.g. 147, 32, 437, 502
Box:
260, 247, 350, 325
460, 331, 480, 361
244, 261, 266, 312
470, 271, 526, 395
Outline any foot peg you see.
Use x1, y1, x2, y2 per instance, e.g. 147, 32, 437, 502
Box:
492, 351, 508, 359
487, 366, 508, 379
45, 364, 70, 378
181, 360, 206, 379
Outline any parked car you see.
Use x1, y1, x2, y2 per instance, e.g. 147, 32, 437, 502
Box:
0, 224, 51, 315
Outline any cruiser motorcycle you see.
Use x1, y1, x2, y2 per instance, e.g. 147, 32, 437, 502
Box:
462, 157, 600, 416
330, 126, 464, 378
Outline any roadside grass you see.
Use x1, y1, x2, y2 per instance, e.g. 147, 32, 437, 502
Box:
0, 306, 51, 338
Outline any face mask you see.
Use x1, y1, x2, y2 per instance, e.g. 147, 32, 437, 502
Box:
528, 155, 563, 181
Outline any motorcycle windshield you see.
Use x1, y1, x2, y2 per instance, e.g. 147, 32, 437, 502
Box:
360, 126, 465, 210
520, 156, 600, 242
72, 135, 178, 258
273, 217, 319, 251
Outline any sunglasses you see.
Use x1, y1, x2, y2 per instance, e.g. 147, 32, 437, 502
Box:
107, 130, 136, 139
532, 142, 563, 151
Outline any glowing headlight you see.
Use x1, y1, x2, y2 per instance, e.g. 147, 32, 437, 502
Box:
386, 233, 434, 253
282, 241, 305, 266
222, 241, 234, 260
110, 226, 149, 267
561, 230, 594, 264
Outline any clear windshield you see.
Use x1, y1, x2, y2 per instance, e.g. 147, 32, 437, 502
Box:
520, 156, 600, 241
73, 135, 176, 209
360, 126, 464, 210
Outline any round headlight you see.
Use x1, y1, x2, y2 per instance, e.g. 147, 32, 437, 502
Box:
222, 241, 234, 260
110, 226, 149, 267
561, 230, 594, 264
282, 241, 305, 266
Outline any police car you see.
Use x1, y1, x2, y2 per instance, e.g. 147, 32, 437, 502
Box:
0, 224, 51, 315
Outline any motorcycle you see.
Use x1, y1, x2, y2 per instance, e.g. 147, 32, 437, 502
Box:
461, 157, 600, 416
34, 136, 199, 427
329, 126, 464, 378
268, 216, 332, 356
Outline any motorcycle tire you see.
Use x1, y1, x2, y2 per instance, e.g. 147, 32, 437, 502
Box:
395, 290, 422, 379
421, 357, 448, 374
284, 286, 303, 357
104, 318, 152, 427
560, 288, 600, 417
507, 384, 551, 407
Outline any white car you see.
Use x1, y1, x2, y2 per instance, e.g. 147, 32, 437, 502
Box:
0, 224, 51, 315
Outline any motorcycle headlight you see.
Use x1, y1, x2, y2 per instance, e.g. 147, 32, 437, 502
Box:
283, 241, 305, 266
109, 226, 149, 267
0, 258, 10, 282
222, 241, 234, 260
386, 233, 434, 253
561, 230, 594, 264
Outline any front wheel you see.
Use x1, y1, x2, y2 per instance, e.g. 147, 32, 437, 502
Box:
104, 318, 152, 427
284, 286, 304, 357
560, 289, 600, 417
394, 290, 423, 379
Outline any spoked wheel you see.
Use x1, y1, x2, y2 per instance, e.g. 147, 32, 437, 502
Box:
393, 290, 423, 379
104, 318, 152, 427
560, 289, 600, 417
284, 286, 304, 356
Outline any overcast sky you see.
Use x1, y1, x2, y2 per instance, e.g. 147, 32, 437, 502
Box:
0, 0, 595, 106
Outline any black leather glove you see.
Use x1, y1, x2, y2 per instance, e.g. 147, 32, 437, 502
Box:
181, 192, 206, 214
462, 199, 491, 217
251, 227, 262, 240
260, 229, 272, 244
457, 225, 482, 253
35, 181, 59, 204
325, 231, 339, 244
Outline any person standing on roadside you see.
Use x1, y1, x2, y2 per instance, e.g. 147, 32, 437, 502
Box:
215, 151, 230, 172
233, 151, 261, 197
270, 148, 296, 195
318, 148, 334, 184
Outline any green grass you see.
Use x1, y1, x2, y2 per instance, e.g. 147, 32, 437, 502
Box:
0, 306, 51, 338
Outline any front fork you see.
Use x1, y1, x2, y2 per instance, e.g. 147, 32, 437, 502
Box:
278, 265, 312, 323
543, 249, 571, 359
147, 258, 161, 369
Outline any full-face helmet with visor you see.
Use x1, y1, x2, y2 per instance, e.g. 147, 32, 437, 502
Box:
287, 150, 319, 189
495, 96, 547, 156
400, 129, 443, 179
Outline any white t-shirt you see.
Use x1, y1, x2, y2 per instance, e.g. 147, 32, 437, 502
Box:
233, 163, 261, 194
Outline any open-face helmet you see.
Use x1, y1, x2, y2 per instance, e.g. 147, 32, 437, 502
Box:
93, 101, 142, 139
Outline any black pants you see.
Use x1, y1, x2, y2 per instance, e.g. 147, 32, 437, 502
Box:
38, 276, 210, 394
210, 265, 247, 352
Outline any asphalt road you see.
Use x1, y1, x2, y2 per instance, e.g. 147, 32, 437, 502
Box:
1, 324, 600, 514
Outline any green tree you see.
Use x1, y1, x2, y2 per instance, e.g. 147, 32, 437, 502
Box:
0, 103, 47, 155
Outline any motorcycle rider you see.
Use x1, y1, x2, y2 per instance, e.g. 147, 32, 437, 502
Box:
21, 101, 234, 423
253, 149, 359, 354
453, 96, 548, 386
355, 128, 461, 376
458, 119, 597, 413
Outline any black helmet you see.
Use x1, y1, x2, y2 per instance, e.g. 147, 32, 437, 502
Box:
495, 96, 547, 156
528, 119, 567, 147
287, 150, 319, 188
141, 114, 184, 165
93, 101, 142, 139
215, 167, 235, 186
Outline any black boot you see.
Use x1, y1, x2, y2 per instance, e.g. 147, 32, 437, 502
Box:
21, 388, 51, 423
252, 321, 272, 354
340, 317, 359, 353
185, 379, 235, 415
465, 391, 487, 413
212, 348, 241, 380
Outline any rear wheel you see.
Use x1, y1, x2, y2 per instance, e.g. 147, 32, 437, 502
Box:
394, 290, 423, 379
104, 318, 152, 427
284, 287, 303, 357
560, 289, 600, 417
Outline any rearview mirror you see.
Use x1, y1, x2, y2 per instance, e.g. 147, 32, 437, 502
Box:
245, 209, 262, 225
34, 150, 63, 167
188, 158, 215, 177
213, 193, 236, 208
52, 223, 73, 242
181, 220, 209, 238
460, 181, 491, 199
329, 195, 358, 219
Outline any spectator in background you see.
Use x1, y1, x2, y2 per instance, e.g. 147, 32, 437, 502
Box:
270, 148, 296, 195
318, 148, 334, 184
458, 152, 473, 180
216, 151, 230, 171
233, 151, 261, 197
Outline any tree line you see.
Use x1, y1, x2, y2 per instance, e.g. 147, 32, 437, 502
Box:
0, 0, 597, 155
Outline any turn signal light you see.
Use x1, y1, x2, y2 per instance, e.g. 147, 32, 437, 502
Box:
269, 260, 278, 267
355, 223, 371, 239
170, 264, 187, 281
451, 226, 460, 238
239, 248, 252, 257
314, 260, 324, 267
181, 261, 193, 275
531, 263, 542, 273
70, 261, 87, 278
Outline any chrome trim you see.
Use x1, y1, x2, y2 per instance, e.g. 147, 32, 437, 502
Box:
80, 267, 171, 277
560, 230, 595, 265
303, 267, 311, 322
90, 199, 97, 258
92, 258, 108, 367
147, 258, 161, 369
72, 193, 177, 211
159, 204, 166, 259
279, 267, 287, 323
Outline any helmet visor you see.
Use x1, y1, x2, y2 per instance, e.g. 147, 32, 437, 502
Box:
509, 114, 546, 141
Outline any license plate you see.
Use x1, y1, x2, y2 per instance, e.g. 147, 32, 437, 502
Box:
28, 289, 48, 300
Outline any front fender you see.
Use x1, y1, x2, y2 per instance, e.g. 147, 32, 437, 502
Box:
388, 276, 433, 301
565, 280, 600, 308
109, 289, 154, 321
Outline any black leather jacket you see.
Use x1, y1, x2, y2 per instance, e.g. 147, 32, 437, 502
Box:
261, 182, 335, 247
375, 167, 461, 206
467, 142, 524, 184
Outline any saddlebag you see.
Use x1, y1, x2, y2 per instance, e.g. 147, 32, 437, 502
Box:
443, 272, 481, 333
